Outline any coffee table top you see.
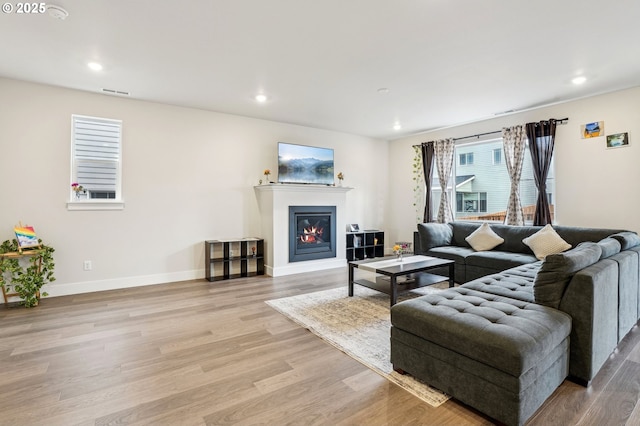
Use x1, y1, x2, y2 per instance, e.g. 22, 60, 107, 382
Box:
349, 255, 453, 276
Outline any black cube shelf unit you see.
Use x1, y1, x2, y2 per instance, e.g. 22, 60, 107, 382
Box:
346, 230, 384, 261
205, 238, 264, 282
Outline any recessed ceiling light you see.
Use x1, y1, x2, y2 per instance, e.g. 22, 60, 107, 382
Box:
572, 76, 587, 85
255, 94, 268, 103
88, 62, 103, 71
393, 122, 402, 131
377, 88, 390, 94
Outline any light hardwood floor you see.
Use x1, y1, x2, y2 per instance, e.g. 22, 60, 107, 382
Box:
1, 268, 639, 425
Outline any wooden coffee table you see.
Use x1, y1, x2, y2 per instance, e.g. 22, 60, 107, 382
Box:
348, 255, 455, 307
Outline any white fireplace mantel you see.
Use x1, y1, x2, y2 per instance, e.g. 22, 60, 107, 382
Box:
254, 184, 352, 276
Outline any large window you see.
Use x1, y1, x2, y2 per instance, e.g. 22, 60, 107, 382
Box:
430, 138, 554, 223
70, 115, 123, 209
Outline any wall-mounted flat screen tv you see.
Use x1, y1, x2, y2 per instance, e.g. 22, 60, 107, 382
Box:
278, 142, 334, 185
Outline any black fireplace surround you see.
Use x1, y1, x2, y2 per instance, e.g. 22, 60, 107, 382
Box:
289, 205, 337, 262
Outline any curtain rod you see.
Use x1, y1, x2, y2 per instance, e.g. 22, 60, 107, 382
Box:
413, 117, 569, 146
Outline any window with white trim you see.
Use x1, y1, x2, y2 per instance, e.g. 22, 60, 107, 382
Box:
71, 115, 122, 203
492, 148, 502, 165
458, 152, 474, 165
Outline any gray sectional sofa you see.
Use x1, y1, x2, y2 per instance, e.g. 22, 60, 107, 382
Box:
392, 221, 640, 426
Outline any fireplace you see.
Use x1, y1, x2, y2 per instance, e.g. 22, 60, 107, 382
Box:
289, 206, 337, 262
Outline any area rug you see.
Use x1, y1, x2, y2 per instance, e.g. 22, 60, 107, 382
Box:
266, 286, 450, 407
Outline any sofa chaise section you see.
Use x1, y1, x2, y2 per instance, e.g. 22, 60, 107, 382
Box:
391, 287, 571, 426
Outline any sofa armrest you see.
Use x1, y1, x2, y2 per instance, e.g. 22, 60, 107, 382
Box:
559, 259, 618, 383
413, 231, 423, 254
417, 223, 453, 251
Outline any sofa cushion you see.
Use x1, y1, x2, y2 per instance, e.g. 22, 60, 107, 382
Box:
466, 250, 539, 270
554, 226, 627, 248
450, 222, 482, 248
417, 223, 453, 251
534, 242, 603, 309
610, 231, 640, 250
598, 237, 622, 259
462, 271, 535, 303
465, 222, 505, 251
523, 224, 572, 261
427, 245, 475, 263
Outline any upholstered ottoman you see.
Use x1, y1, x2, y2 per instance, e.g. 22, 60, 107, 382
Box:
390, 287, 571, 426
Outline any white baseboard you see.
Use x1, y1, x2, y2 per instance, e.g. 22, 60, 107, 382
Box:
41, 269, 205, 298
267, 258, 347, 277
38, 259, 348, 299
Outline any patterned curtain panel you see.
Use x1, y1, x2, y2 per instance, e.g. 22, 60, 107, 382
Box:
502, 125, 526, 226
526, 120, 557, 226
420, 142, 435, 223
433, 138, 455, 223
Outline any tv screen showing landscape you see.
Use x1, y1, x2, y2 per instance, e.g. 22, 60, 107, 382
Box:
278, 142, 334, 185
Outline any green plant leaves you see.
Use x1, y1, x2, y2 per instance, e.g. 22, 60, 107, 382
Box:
0, 239, 55, 308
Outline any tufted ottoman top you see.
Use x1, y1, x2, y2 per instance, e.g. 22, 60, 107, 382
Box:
391, 287, 571, 377
462, 263, 541, 303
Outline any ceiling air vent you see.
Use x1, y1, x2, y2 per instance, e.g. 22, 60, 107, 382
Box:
102, 88, 130, 96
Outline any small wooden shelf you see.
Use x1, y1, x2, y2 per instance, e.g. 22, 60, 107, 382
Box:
204, 238, 264, 282
346, 230, 384, 261
1, 249, 44, 304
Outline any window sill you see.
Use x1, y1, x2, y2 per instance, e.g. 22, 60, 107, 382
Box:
67, 200, 125, 211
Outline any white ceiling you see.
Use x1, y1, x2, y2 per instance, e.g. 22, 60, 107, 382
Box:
1, 1, 639, 140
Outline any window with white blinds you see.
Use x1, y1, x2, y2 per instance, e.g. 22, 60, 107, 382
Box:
71, 115, 122, 202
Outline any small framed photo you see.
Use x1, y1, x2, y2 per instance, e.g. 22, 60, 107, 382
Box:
581, 121, 604, 138
606, 132, 629, 149
349, 224, 360, 232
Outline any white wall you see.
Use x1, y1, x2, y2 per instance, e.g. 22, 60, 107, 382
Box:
0, 78, 389, 296
389, 86, 640, 245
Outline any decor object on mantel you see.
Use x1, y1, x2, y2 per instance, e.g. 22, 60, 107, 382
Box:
0, 228, 55, 307
263, 169, 271, 184
337, 172, 344, 186
266, 285, 450, 407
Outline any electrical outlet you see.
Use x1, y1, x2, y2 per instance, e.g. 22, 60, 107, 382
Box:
83, 260, 92, 271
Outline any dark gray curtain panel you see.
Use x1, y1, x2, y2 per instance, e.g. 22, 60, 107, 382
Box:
420, 142, 435, 223
526, 120, 557, 226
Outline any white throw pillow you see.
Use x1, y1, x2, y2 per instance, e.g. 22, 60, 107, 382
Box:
465, 222, 504, 251
523, 224, 572, 260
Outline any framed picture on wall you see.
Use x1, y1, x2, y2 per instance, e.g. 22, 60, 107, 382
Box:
606, 132, 629, 149
581, 121, 604, 138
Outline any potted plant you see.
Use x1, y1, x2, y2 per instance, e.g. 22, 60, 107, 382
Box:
0, 239, 55, 307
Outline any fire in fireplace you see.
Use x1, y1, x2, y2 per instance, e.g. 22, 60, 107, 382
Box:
289, 206, 336, 262
299, 222, 324, 243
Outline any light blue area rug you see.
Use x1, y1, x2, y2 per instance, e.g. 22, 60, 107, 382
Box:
266, 285, 450, 407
